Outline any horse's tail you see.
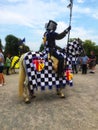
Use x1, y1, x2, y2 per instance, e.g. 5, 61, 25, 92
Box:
18, 54, 26, 97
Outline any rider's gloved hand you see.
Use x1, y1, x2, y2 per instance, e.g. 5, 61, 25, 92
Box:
64, 26, 71, 34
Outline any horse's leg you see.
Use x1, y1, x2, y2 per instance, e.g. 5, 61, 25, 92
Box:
56, 87, 65, 98
23, 76, 32, 103
18, 55, 31, 103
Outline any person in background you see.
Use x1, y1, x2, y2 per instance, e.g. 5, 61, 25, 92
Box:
80, 53, 89, 74
0, 48, 5, 86
77, 56, 82, 72
89, 51, 96, 73
72, 57, 78, 74
5, 54, 11, 75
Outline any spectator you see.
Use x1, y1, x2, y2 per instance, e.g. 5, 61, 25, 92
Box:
77, 56, 82, 71
5, 54, 11, 75
80, 53, 89, 74
89, 51, 96, 73
0, 48, 5, 86
72, 57, 78, 74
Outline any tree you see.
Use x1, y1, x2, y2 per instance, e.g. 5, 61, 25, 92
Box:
69, 38, 83, 43
83, 40, 98, 63
4, 34, 31, 58
83, 40, 95, 56
4, 35, 19, 56
94, 45, 98, 63
0, 39, 3, 50
39, 43, 44, 52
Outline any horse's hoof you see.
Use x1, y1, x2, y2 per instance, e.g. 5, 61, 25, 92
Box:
24, 98, 31, 104
57, 91, 61, 95
60, 93, 65, 98
31, 94, 36, 99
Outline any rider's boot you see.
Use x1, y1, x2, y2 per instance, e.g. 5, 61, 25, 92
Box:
57, 59, 64, 77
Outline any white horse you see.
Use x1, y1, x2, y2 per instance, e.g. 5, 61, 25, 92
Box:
18, 40, 84, 103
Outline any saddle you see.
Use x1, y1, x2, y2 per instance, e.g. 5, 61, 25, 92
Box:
48, 52, 66, 77
47, 46, 65, 72
48, 53, 58, 72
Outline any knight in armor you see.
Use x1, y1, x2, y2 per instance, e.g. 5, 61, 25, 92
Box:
44, 20, 71, 77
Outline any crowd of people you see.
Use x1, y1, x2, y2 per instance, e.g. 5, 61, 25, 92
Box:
0, 49, 17, 86
0, 47, 96, 87
0, 44, 97, 87
72, 51, 96, 74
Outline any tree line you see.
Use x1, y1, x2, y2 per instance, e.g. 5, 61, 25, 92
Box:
39, 38, 98, 63
0, 34, 98, 63
82, 39, 98, 63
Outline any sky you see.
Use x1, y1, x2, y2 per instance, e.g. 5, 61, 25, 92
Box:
0, 0, 98, 51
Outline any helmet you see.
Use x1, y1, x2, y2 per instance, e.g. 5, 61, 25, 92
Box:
47, 20, 57, 31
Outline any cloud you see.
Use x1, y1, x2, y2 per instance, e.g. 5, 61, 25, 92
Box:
7, 0, 24, 2
77, 0, 85, 3
0, 0, 69, 29
0, 0, 98, 51
74, 5, 91, 14
71, 27, 98, 43
0, 9, 34, 28
26, 41, 41, 51
92, 12, 98, 20
2, 0, 97, 29
57, 28, 96, 47
73, 4, 98, 22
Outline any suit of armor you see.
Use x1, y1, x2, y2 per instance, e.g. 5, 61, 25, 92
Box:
44, 20, 71, 77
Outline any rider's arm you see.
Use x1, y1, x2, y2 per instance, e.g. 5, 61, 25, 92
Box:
55, 31, 67, 40
55, 26, 71, 40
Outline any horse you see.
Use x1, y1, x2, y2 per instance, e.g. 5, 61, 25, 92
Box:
18, 40, 84, 103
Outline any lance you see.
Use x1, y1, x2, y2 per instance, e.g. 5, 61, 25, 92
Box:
67, 0, 73, 44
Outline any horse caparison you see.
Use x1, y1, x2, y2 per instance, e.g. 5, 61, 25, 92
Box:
18, 40, 84, 103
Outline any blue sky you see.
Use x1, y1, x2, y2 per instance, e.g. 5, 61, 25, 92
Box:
0, 0, 98, 51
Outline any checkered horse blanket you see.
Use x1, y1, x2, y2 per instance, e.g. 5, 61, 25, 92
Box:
24, 41, 83, 91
